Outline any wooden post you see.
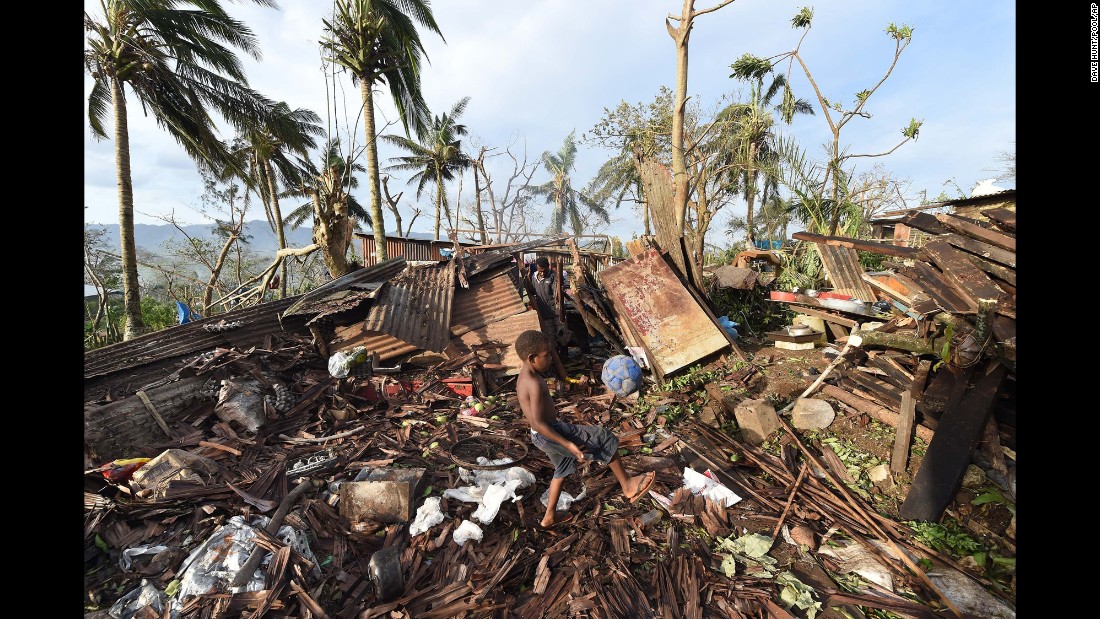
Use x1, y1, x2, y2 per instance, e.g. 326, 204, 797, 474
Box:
891, 360, 931, 474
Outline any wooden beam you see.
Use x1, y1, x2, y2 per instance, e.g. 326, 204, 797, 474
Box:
891, 361, 930, 475
921, 241, 1014, 318
982, 208, 1016, 232
900, 361, 1006, 521
939, 233, 1016, 269
934, 213, 1016, 252
792, 232, 921, 258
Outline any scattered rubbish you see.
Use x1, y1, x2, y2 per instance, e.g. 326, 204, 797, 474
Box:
214, 377, 267, 432
340, 467, 425, 524
89, 457, 151, 483
409, 496, 445, 536
368, 545, 405, 602
443, 459, 534, 525
540, 483, 587, 511
682, 467, 742, 507
452, 520, 484, 546
130, 449, 219, 499
816, 537, 895, 591
120, 545, 169, 571
176, 515, 318, 599
108, 579, 172, 619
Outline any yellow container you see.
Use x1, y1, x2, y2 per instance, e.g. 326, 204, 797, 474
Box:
793, 314, 828, 345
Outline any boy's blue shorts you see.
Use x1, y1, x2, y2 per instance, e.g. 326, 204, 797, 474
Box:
531, 421, 619, 478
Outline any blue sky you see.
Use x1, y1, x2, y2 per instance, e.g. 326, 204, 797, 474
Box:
83, 0, 1015, 247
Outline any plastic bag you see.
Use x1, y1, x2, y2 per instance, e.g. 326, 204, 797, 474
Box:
328, 346, 369, 378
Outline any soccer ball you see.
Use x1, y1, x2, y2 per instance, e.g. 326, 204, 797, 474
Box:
602, 355, 643, 397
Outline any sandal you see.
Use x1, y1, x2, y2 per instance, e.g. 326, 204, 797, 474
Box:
627, 471, 657, 504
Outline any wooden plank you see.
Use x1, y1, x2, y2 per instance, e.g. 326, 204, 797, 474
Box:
900, 361, 1006, 521
817, 244, 877, 302
844, 371, 904, 409
939, 233, 1016, 269
599, 248, 729, 378
983, 208, 1016, 232
900, 261, 974, 314
921, 241, 1014, 318
891, 361, 930, 474
792, 231, 922, 258
775, 303, 859, 328
934, 213, 1016, 252
897, 211, 951, 236
862, 272, 918, 306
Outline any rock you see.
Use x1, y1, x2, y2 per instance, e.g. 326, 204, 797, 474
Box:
961, 464, 987, 489
791, 398, 835, 430
733, 399, 781, 445
867, 463, 895, 491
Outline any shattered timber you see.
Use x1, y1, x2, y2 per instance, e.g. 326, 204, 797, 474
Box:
85, 213, 1016, 618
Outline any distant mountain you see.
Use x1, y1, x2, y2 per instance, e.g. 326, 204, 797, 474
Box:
86, 221, 318, 256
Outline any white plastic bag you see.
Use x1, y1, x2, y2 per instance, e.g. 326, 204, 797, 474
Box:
682, 467, 742, 507
328, 346, 368, 378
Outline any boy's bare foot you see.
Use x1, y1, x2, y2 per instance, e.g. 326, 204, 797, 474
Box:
539, 512, 575, 529
625, 471, 657, 504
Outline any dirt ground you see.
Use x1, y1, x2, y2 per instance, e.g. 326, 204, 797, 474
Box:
716, 334, 1016, 595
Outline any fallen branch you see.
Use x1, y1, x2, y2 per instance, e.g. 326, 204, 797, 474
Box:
779, 336, 862, 414
277, 425, 366, 444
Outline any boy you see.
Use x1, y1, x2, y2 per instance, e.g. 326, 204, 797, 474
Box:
515, 330, 656, 528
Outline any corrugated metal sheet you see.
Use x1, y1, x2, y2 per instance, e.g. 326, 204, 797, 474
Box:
453, 310, 543, 375
363, 262, 456, 352
463, 236, 568, 277
282, 257, 407, 317
450, 266, 526, 337
83, 295, 311, 402
816, 244, 877, 302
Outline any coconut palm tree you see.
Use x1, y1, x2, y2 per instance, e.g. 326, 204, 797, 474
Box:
229, 101, 324, 298
530, 131, 608, 235
284, 140, 371, 278
726, 57, 814, 247
587, 150, 648, 235
84, 0, 274, 340
320, 0, 442, 262
381, 97, 472, 240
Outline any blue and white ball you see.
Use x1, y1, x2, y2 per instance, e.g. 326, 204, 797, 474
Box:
602, 355, 643, 397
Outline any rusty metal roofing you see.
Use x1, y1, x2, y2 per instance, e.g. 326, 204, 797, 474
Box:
282, 257, 407, 317
450, 265, 526, 337
363, 262, 456, 352
83, 295, 312, 402
463, 236, 568, 278
453, 310, 543, 375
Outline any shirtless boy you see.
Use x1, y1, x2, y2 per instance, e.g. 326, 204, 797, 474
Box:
514, 329, 656, 528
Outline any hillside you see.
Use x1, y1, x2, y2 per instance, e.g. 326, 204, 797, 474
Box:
86, 221, 319, 256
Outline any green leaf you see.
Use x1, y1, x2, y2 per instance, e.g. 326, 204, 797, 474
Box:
94, 534, 108, 552
971, 491, 1005, 506
164, 580, 180, 597
720, 553, 738, 577
422, 485, 433, 497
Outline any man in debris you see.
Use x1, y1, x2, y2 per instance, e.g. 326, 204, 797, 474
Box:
529, 256, 570, 352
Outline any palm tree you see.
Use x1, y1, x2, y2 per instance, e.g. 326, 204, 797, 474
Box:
726, 57, 814, 247
285, 140, 372, 277
381, 97, 472, 240
588, 150, 648, 235
229, 101, 324, 298
530, 131, 608, 235
321, 0, 442, 262
84, 0, 274, 340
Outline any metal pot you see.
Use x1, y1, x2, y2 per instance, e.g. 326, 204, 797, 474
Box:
786, 325, 814, 336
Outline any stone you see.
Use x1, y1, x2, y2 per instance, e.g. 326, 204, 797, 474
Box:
961, 464, 987, 489
775, 340, 815, 350
791, 398, 836, 430
733, 399, 781, 445
867, 463, 895, 491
